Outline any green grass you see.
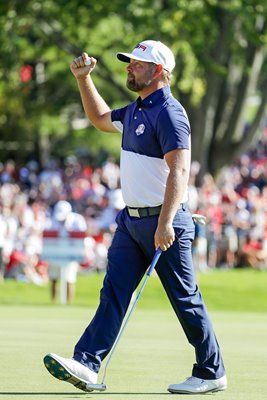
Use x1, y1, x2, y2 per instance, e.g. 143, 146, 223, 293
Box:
0, 305, 267, 400
0, 268, 267, 312
0, 269, 267, 399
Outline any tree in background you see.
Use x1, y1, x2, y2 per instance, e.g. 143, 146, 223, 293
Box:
0, 0, 266, 177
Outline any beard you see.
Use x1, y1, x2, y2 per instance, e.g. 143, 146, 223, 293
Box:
126, 76, 152, 92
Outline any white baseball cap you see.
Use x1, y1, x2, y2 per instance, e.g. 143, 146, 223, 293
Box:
53, 200, 72, 221
117, 40, 175, 72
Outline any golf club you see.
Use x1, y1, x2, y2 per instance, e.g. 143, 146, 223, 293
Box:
86, 247, 162, 392
192, 213, 206, 225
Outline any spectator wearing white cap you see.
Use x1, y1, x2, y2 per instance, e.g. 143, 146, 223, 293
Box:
45, 200, 87, 304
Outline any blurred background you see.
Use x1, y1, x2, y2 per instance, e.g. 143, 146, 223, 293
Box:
0, 0, 266, 301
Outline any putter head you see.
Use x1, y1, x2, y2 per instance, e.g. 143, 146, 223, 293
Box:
86, 383, 107, 392
192, 214, 206, 225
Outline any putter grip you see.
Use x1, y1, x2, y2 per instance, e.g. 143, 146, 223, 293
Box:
147, 248, 162, 276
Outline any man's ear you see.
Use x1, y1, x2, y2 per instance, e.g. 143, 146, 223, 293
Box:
153, 64, 164, 78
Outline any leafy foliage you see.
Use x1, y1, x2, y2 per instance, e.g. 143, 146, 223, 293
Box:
0, 0, 266, 175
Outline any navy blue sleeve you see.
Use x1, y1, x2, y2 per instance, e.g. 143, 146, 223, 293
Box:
111, 106, 128, 124
156, 103, 191, 155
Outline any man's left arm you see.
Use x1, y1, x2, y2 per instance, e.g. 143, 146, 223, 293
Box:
154, 148, 190, 251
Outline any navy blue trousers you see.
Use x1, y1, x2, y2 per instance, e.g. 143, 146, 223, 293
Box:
74, 206, 225, 379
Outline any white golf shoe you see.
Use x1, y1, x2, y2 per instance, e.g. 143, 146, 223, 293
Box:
43, 353, 97, 392
168, 375, 227, 394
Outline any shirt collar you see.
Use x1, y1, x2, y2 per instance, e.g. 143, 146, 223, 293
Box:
136, 86, 171, 108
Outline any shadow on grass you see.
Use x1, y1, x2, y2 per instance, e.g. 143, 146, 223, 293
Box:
0, 392, 170, 396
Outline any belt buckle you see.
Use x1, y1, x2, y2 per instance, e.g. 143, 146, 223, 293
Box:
129, 208, 140, 218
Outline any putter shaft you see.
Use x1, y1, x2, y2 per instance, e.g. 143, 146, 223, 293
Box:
100, 248, 162, 387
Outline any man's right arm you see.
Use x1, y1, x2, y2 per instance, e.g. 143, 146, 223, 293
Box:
70, 52, 118, 133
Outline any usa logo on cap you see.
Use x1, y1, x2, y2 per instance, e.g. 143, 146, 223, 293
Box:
135, 43, 147, 52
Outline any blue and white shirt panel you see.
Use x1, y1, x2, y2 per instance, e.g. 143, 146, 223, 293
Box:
111, 86, 191, 207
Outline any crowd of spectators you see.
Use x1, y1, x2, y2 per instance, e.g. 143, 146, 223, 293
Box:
0, 154, 124, 286
0, 128, 266, 286
190, 130, 267, 271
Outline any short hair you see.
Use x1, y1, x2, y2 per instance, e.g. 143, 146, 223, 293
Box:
163, 69, 172, 84
149, 62, 172, 84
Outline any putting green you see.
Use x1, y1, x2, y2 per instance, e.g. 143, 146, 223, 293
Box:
0, 268, 266, 312
0, 305, 267, 400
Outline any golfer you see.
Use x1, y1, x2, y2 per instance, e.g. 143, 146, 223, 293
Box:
44, 40, 227, 394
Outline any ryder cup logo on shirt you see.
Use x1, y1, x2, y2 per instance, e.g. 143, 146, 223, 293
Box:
135, 123, 145, 136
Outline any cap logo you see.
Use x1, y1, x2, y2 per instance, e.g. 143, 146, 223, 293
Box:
135, 43, 147, 52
